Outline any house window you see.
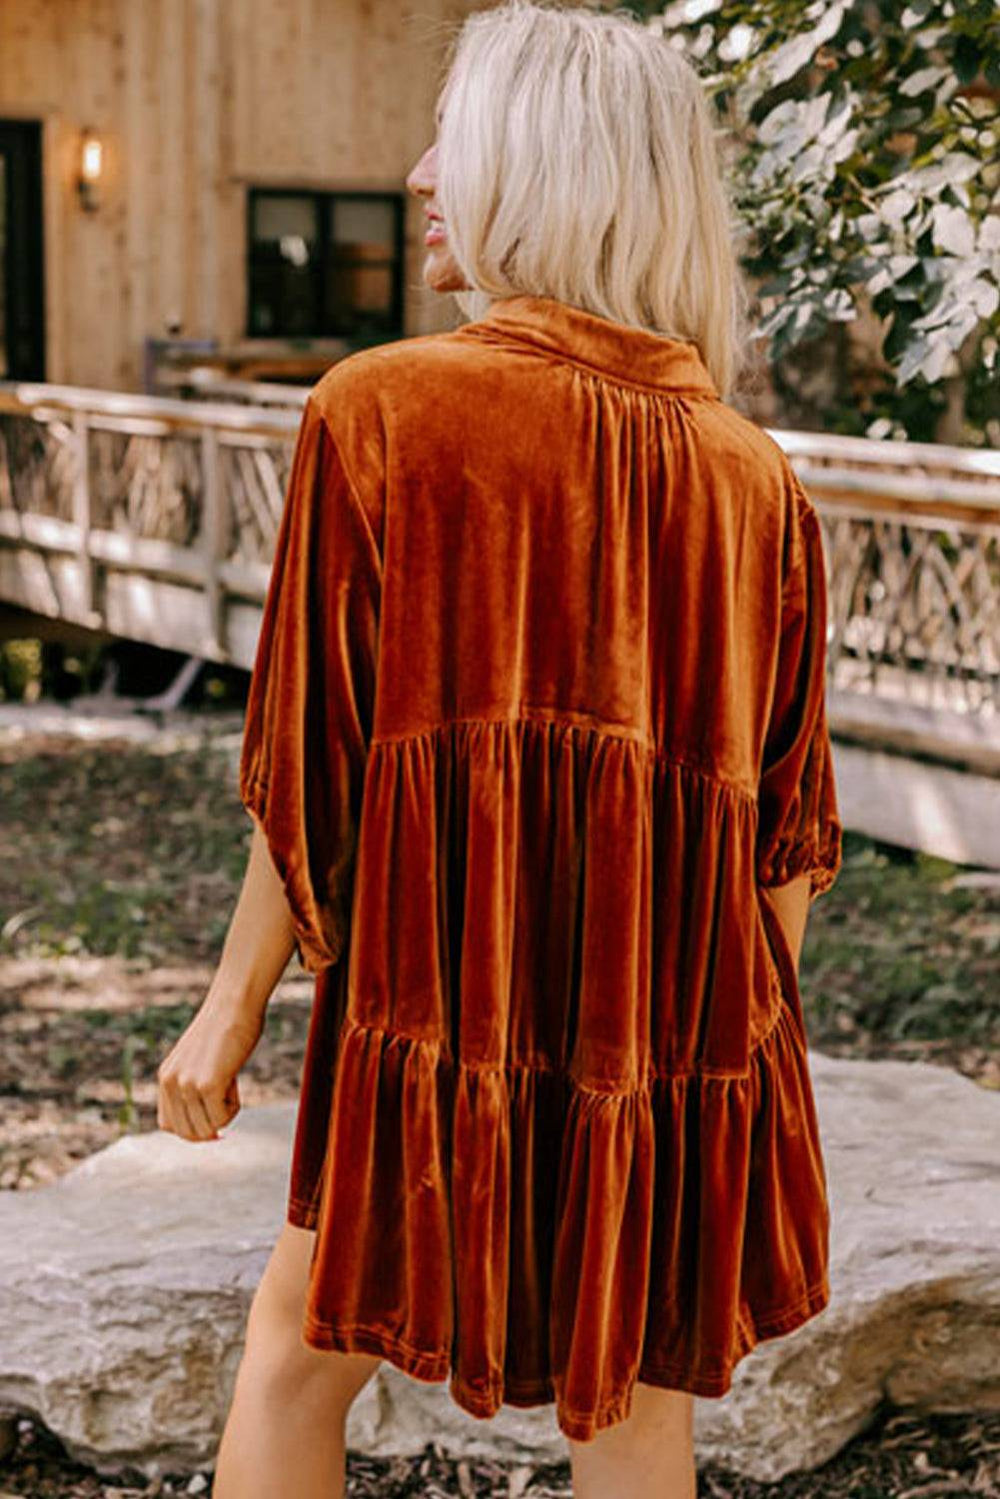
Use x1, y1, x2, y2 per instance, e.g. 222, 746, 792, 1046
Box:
248, 188, 404, 342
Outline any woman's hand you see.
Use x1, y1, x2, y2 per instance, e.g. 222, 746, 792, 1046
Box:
156, 820, 299, 1142
157, 996, 265, 1141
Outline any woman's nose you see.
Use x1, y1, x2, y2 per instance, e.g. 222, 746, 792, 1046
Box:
406, 144, 436, 196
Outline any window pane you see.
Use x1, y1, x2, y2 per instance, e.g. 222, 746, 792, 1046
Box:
254, 195, 317, 243
250, 194, 319, 335
325, 197, 397, 334
331, 197, 395, 249
326, 260, 394, 319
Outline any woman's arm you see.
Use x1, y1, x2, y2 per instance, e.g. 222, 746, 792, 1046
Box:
208, 820, 298, 1018
156, 822, 297, 1142
759, 872, 811, 972
157, 393, 381, 1144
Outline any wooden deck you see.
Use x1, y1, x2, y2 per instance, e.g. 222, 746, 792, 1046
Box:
0, 381, 308, 671
2, 378, 999, 867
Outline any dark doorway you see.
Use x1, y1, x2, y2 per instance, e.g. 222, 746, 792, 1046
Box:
0, 120, 45, 381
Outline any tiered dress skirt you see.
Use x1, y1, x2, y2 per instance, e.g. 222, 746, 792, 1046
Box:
244, 712, 841, 1442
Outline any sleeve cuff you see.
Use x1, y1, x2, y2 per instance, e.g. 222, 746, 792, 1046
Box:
756, 817, 844, 901
239, 769, 345, 975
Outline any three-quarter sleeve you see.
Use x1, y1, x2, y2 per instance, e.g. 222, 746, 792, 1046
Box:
755, 487, 843, 901
239, 393, 381, 973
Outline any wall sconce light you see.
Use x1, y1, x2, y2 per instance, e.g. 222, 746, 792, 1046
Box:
77, 126, 103, 212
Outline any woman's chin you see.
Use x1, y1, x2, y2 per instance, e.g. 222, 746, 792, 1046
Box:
422, 246, 469, 294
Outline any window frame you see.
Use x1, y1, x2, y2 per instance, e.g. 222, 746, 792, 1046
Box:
246, 185, 405, 342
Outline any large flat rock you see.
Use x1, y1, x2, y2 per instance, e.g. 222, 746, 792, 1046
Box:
1, 1050, 999, 1483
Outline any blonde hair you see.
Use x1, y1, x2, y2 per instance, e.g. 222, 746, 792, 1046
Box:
433, 0, 752, 401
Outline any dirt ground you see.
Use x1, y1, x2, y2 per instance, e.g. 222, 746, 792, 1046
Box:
3, 1404, 999, 1498
2, 708, 999, 1496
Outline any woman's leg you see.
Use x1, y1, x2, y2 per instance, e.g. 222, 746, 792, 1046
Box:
212, 1221, 382, 1499
566, 1382, 696, 1499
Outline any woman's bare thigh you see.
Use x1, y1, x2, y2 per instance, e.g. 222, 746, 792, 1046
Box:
243, 1220, 382, 1403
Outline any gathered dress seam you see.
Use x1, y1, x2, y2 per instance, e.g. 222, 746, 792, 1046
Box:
455, 324, 719, 400
369, 711, 758, 804
337, 1001, 793, 1087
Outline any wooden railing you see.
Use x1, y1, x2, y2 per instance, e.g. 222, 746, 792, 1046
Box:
0, 382, 307, 669
1, 378, 998, 736
776, 430, 1000, 800
3, 378, 999, 866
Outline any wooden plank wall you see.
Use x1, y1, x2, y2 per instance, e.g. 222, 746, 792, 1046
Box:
0, 0, 480, 390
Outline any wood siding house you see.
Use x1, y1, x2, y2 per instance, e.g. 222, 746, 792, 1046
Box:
0, 0, 480, 392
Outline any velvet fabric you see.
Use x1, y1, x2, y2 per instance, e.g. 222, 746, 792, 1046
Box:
238, 292, 844, 1442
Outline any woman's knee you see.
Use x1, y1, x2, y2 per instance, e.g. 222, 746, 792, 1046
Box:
242, 1222, 382, 1402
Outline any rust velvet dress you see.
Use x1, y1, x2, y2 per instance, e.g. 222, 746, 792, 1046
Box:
238, 292, 844, 1443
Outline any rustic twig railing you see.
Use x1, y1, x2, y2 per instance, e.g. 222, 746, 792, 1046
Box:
0, 383, 306, 670
779, 428, 1000, 712
775, 428, 1000, 814
1, 382, 998, 769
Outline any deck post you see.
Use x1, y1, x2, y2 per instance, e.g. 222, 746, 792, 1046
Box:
200, 425, 227, 658
71, 409, 101, 629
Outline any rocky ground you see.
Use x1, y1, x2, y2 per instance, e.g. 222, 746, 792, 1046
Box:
4, 1404, 1000, 1497
1, 702, 999, 1497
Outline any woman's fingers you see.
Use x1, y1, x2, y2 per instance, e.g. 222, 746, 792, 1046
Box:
159, 1071, 241, 1140
183, 1086, 221, 1140
157, 1071, 203, 1140
200, 1078, 240, 1133
156, 1003, 260, 1141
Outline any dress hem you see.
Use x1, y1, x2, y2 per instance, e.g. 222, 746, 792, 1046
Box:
287, 1194, 321, 1231
294, 1268, 831, 1442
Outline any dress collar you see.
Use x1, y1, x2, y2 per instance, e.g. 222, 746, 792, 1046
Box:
465, 292, 718, 398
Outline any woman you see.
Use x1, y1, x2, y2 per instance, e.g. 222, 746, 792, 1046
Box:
157, 3, 843, 1496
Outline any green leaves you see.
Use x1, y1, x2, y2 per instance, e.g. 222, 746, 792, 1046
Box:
639, 0, 1000, 442
761, 1, 849, 87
